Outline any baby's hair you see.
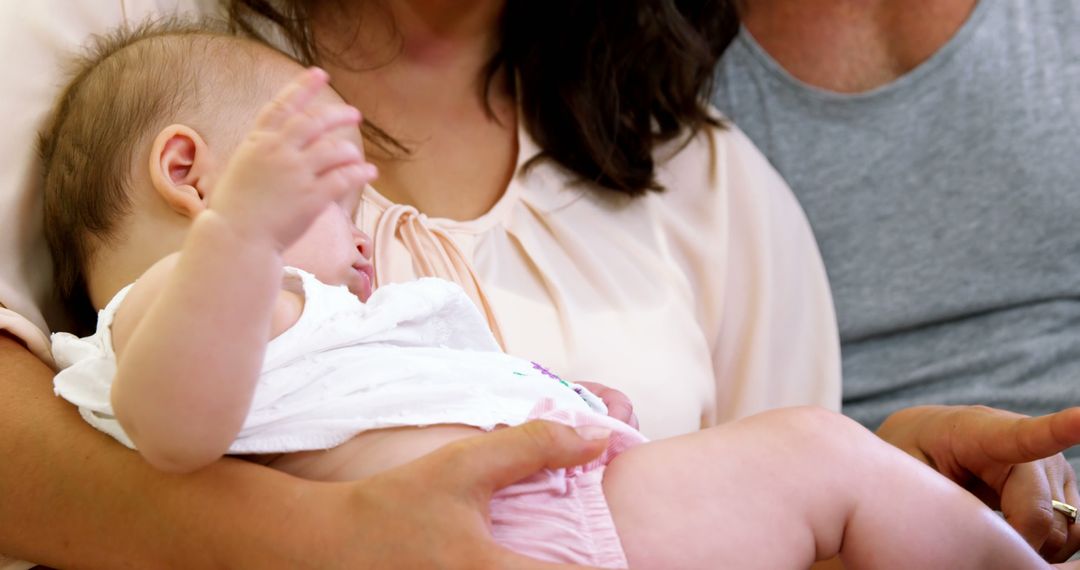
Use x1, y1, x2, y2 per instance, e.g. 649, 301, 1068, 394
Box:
40, 18, 278, 332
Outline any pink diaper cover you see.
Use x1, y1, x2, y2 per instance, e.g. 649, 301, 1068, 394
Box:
489, 400, 647, 568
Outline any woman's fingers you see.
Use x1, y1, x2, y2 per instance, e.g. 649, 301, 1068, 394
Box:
436, 420, 608, 496
332, 425, 605, 569
491, 549, 601, 570
255, 67, 330, 129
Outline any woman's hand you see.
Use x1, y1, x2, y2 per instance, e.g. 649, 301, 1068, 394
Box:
877, 405, 1080, 561
576, 381, 638, 429
305, 420, 609, 569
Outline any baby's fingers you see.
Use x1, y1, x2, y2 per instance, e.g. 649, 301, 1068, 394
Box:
314, 162, 378, 202
284, 103, 362, 150
255, 67, 329, 130
308, 138, 365, 177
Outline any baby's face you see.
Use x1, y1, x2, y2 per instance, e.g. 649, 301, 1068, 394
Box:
263, 76, 374, 300
282, 189, 374, 301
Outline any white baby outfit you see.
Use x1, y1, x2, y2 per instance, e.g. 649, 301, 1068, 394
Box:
51, 269, 607, 453
51, 269, 643, 568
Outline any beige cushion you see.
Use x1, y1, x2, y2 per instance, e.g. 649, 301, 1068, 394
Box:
0, 0, 220, 334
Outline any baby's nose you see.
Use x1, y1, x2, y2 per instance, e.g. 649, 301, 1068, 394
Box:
354, 229, 373, 261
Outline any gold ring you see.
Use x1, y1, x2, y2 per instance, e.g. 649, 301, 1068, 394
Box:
1052, 500, 1078, 524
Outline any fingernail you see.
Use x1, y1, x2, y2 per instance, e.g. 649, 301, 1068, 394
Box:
575, 426, 611, 441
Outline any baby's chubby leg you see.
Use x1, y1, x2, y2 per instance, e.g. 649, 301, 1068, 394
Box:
602, 406, 1056, 569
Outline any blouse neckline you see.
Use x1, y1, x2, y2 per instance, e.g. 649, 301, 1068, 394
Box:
361, 118, 587, 235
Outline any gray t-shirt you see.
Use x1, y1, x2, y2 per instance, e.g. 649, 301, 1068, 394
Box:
713, 0, 1080, 469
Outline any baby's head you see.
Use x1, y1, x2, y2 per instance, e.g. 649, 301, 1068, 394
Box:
41, 20, 372, 332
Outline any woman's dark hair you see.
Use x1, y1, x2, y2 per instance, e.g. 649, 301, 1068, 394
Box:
228, 0, 740, 196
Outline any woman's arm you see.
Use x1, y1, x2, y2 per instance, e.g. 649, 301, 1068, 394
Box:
2, 331, 608, 568
700, 125, 842, 420
0, 331, 323, 567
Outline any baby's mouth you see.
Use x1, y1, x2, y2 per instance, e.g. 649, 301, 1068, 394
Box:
351, 261, 374, 301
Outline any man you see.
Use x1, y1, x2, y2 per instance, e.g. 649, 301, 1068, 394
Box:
714, 0, 1080, 558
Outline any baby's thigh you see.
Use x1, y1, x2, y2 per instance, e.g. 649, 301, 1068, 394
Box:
603, 407, 862, 569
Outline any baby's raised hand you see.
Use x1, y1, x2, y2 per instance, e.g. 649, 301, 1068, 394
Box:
211, 67, 376, 251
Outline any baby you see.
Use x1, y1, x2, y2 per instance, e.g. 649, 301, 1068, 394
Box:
43, 21, 1079, 569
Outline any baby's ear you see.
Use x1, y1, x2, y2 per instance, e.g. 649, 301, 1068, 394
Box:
149, 124, 213, 219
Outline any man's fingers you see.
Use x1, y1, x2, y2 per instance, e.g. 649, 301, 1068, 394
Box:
977, 408, 1080, 464
1000, 463, 1054, 552
1041, 464, 1075, 560
256, 67, 330, 129
437, 421, 608, 496
1049, 478, 1080, 562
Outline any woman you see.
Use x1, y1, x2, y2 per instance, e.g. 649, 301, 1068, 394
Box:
0, 0, 1075, 567
226, 0, 837, 441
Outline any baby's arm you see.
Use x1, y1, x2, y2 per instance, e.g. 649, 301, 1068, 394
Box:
110, 246, 302, 472
110, 68, 373, 473
111, 254, 305, 356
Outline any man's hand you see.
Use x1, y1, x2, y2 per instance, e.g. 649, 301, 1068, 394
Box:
309, 420, 611, 569
576, 382, 638, 429
877, 405, 1080, 561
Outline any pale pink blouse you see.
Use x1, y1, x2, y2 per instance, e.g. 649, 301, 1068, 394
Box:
355, 123, 841, 439
0, 0, 841, 441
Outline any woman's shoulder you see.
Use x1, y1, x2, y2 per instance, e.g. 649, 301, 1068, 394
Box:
507, 114, 805, 262
655, 111, 787, 199
651, 113, 803, 235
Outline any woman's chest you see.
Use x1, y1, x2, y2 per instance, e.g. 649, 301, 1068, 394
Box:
488, 257, 717, 440
360, 195, 718, 439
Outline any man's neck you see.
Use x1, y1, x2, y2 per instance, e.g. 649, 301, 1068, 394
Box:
739, 0, 979, 93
